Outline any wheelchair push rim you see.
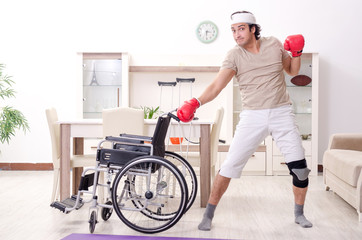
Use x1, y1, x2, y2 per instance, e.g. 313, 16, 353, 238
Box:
111, 156, 188, 233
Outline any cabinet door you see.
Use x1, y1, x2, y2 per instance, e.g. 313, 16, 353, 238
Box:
285, 58, 313, 136
83, 59, 122, 119
242, 152, 266, 176
272, 156, 288, 175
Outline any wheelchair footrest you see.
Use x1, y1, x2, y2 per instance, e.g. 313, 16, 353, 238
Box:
50, 195, 84, 213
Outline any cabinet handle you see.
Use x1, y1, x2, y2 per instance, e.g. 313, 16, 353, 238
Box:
280, 162, 287, 165
117, 88, 120, 107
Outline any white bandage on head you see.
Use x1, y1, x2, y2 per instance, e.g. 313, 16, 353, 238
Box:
231, 12, 257, 25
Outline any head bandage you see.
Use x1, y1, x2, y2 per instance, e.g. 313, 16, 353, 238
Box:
231, 12, 256, 25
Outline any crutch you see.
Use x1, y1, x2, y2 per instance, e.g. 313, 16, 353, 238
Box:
175, 78, 197, 160
158, 81, 177, 113
176, 78, 195, 108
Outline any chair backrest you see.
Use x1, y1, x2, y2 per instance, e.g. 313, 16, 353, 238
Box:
45, 108, 60, 167
151, 115, 171, 157
210, 107, 224, 164
102, 107, 144, 138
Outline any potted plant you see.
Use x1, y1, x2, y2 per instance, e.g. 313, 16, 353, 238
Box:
0, 63, 29, 144
141, 106, 160, 119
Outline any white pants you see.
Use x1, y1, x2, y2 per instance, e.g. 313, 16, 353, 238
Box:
219, 105, 305, 178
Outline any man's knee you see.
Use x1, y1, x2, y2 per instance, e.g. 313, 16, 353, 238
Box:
286, 159, 310, 188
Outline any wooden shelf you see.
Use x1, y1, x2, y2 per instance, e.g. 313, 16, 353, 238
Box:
129, 66, 220, 72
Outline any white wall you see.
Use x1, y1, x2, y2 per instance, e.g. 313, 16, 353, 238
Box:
1, 0, 361, 164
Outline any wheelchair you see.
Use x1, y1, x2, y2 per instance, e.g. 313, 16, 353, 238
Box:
50, 111, 197, 234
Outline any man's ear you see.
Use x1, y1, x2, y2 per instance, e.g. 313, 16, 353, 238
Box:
250, 25, 256, 34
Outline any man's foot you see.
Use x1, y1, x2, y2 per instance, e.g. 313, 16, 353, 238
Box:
198, 203, 216, 231
295, 214, 313, 228
294, 203, 312, 228
198, 216, 213, 231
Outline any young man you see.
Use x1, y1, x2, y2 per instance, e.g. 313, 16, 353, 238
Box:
177, 11, 312, 230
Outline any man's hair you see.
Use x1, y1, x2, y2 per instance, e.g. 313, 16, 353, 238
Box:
231, 11, 262, 40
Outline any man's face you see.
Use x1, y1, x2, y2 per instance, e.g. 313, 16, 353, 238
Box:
231, 23, 255, 47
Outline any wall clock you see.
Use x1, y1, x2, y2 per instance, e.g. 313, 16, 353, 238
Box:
196, 21, 218, 43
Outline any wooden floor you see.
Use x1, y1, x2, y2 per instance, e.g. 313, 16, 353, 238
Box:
1, 171, 362, 240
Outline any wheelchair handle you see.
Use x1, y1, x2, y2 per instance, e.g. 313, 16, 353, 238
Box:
168, 111, 180, 122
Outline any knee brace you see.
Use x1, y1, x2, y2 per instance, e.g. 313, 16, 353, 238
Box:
286, 159, 310, 188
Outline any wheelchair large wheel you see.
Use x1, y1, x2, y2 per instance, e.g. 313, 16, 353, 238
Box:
164, 151, 197, 213
111, 156, 188, 233
123, 152, 197, 220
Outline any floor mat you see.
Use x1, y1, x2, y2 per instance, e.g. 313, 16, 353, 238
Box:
62, 233, 231, 240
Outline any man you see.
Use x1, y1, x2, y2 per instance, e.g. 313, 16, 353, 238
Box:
177, 11, 312, 230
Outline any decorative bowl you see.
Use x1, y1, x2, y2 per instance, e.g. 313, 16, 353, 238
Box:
170, 137, 183, 144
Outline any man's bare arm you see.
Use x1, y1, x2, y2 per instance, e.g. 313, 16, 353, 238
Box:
198, 68, 236, 105
283, 56, 301, 76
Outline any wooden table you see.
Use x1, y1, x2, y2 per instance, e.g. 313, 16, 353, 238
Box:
59, 119, 213, 207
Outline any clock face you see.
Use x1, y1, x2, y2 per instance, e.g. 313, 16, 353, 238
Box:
196, 21, 218, 43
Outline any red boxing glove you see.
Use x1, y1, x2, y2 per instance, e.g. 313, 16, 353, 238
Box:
284, 34, 305, 57
177, 98, 200, 122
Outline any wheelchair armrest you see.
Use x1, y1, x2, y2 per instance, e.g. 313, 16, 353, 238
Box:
102, 136, 153, 155
119, 133, 153, 143
105, 135, 152, 144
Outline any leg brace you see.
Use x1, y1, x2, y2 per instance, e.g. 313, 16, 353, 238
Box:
287, 159, 310, 188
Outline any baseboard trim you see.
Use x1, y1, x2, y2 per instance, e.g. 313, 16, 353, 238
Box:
0, 163, 53, 170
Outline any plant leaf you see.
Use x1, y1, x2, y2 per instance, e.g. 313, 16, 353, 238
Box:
0, 106, 30, 144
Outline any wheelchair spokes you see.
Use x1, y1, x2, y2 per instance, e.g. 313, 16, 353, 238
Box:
112, 157, 187, 233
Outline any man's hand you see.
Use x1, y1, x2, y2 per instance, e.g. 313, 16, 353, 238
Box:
177, 98, 200, 122
284, 34, 305, 57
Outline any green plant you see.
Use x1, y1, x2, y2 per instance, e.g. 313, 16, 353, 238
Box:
141, 106, 160, 119
0, 64, 29, 144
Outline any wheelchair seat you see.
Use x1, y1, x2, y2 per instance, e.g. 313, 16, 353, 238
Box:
97, 115, 171, 166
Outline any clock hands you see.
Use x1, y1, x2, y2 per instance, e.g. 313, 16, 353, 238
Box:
196, 21, 218, 43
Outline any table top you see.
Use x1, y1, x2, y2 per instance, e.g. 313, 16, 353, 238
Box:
144, 119, 213, 125
57, 118, 214, 125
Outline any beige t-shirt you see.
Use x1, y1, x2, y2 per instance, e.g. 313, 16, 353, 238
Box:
221, 36, 291, 110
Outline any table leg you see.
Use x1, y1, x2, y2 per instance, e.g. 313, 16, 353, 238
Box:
73, 138, 84, 195
60, 124, 71, 201
199, 124, 211, 208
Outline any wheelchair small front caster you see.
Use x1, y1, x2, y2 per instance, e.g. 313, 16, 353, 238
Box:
89, 210, 98, 233
101, 201, 113, 221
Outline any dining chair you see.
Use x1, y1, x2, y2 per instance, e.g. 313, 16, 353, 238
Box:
99, 107, 145, 201
102, 107, 144, 138
46, 108, 96, 203
178, 107, 224, 182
